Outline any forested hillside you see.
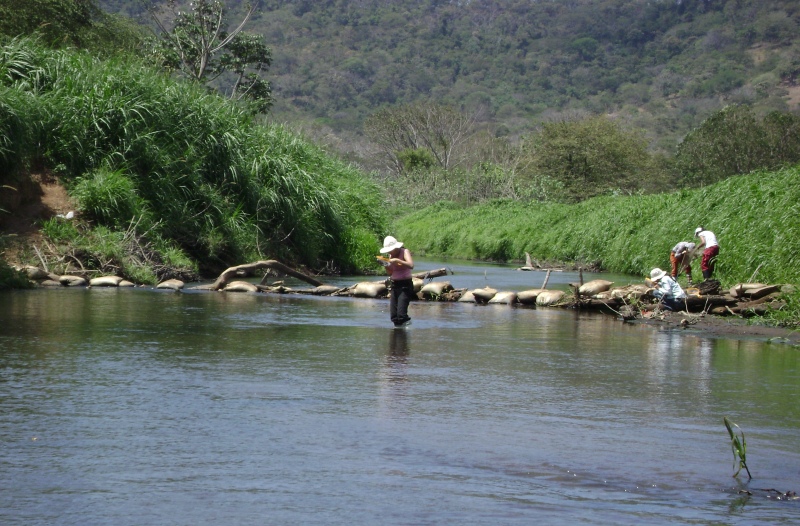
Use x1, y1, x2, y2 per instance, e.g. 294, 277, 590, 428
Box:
98, 0, 800, 159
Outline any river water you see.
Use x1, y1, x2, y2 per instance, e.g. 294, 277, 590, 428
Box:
1, 260, 799, 525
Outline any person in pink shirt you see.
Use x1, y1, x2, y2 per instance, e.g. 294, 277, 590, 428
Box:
379, 236, 415, 327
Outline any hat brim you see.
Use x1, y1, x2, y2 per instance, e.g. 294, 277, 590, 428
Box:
379, 242, 403, 253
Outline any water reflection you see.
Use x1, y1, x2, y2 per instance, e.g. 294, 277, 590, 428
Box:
387, 329, 410, 362
377, 329, 411, 418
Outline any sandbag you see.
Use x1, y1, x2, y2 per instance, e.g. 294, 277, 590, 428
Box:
516, 289, 544, 305
609, 284, 649, 300
311, 285, 340, 295
488, 291, 517, 304
223, 281, 258, 292
156, 279, 184, 290
352, 281, 387, 298
24, 266, 50, 280
60, 275, 87, 287
90, 275, 124, 287
742, 285, 781, 300
420, 281, 453, 299
458, 290, 476, 303
412, 278, 424, 293
578, 279, 613, 296
118, 280, 135, 288
536, 290, 565, 306
729, 283, 767, 298
471, 287, 497, 303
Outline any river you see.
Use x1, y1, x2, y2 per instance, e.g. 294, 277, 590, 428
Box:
1, 259, 798, 525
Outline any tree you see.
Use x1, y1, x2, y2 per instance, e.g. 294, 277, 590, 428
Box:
522, 114, 653, 202
147, 0, 272, 112
0, 0, 95, 46
676, 105, 800, 186
364, 102, 475, 176
0, 0, 145, 54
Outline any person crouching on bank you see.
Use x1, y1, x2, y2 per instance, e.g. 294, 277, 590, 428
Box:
648, 267, 687, 312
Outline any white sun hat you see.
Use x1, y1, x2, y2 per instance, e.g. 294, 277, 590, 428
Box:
694, 227, 703, 236
380, 236, 404, 253
650, 268, 667, 281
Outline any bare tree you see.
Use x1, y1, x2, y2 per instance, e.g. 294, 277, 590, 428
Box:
147, 0, 272, 111
364, 102, 475, 175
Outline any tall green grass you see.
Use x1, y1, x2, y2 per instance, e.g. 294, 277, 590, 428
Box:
0, 38, 387, 275
396, 166, 800, 287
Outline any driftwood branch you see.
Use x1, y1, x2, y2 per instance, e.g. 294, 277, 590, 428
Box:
210, 260, 324, 291
412, 268, 449, 280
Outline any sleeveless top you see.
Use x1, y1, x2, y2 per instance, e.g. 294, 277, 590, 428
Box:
390, 248, 413, 281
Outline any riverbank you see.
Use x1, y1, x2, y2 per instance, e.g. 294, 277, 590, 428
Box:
631, 310, 799, 345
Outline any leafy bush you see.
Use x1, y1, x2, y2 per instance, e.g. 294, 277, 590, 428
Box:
0, 258, 31, 289
676, 105, 800, 186
520, 115, 656, 202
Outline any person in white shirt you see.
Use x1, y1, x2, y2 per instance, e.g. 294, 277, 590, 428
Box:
648, 267, 687, 312
694, 227, 719, 280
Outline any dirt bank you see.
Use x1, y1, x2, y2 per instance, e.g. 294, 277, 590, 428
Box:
630, 310, 799, 345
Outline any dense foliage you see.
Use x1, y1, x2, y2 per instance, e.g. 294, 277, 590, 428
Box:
395, 166, 800, 288
0, 38, 387, 279
0, 0, 146, 54
143, 0, 800, 156
676, 104, 800, 186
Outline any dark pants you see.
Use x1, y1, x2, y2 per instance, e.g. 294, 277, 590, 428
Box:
660, 296, 685, 312
389, 279, 414, 326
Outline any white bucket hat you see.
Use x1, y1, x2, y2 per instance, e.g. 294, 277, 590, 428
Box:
694, 227, 703, 236
650, 268, 667, 281
380, 236, 403, 254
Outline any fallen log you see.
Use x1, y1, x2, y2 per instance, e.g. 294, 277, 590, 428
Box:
210, 260, 324, 291
413, 268, 449, 280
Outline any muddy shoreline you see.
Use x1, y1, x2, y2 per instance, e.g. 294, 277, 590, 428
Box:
626, 310, 799, 345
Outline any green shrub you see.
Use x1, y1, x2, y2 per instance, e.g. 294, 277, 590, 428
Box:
0, 258, 31, 289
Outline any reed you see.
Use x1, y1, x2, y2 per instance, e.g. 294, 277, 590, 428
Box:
723, 417, 751, 480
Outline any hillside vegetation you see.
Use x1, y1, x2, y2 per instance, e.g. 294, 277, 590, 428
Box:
0, 37, 387, 282
230, 0, 799, 154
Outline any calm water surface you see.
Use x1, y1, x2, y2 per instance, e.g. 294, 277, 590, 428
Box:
1, 260, 799, 525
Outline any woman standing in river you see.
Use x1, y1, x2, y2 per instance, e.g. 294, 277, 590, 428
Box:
379, 236, 415, 327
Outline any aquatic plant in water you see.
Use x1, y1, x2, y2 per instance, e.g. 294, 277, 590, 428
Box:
724, 417, 751, 480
